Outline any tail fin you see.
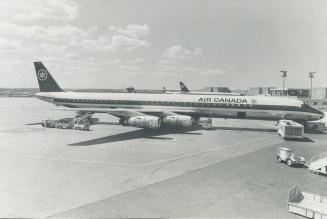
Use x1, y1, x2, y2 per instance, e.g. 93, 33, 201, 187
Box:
179, 82, 190, 92
34, 62, 64, 92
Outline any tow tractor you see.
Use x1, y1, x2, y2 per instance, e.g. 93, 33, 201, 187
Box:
41, 112, 99, 131
277, 148, 306, 167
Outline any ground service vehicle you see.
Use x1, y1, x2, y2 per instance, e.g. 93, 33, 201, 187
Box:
305, 120, 325, 132
309, 151, 327, 176
288, 185, 327, 219
55, 118, 74, 129
73, 121, 90, 131
41, 118, 90, 131
277, 148, 306, 167
41, 119, 57, 128
277, 120, 304, 139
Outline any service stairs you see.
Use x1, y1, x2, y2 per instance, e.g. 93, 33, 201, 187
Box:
309, 152, 327, 175
74, 112, 93, 123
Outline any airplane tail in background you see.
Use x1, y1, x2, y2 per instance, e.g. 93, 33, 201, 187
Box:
34, 62, 64, 92
179, 82, 190, 92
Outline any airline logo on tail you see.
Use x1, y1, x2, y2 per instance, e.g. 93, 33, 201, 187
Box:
37, 69, 48, 81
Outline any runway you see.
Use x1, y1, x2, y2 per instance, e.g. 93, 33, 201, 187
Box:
0, 98, 326, 218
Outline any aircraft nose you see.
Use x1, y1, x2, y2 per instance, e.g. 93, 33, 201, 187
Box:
320, 113, 326, 120
314, 108, 325, 120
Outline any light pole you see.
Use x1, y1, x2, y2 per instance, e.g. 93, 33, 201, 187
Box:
309, 72, 315, 99
280, 70, 287, 96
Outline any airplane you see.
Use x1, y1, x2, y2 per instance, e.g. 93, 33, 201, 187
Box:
33, 61, 324, 130
180, 82, 190, 92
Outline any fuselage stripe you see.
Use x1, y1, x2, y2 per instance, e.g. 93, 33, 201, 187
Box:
53, 98, 308, 113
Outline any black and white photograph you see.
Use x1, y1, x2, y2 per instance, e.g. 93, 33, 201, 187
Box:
0, 0, 327, 218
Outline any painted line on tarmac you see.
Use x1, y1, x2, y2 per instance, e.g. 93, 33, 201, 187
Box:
140, 135, 276, 166
0, 153, 141, 167
0, 135, 276, 167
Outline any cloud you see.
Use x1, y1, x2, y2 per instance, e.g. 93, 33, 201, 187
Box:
65, 52, 79, 61
0, 23, 97, 43
10, 0, 79, 22
110, 24, 150, 38
0, 13, 150, 52
109, 35, 150, 50
0, 1, 152, 88
39, 43, 67, 54
118, 65, 144, 76
119, 65, 142, 71
163, 45, 202, 59
77, 35, 150, 51
105, 59, 121, 65
126, 58, 144, 64
98, 24, 151, 51
0, 38, 21, 52
0, 22, 150, 52
156, 45, 203, 71
199, 68, 224, 76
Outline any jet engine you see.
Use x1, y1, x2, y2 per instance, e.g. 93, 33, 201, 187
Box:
162, 115, 192, 127
126, 116, 161, 129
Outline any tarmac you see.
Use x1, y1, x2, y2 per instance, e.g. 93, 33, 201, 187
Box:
0, 97, 326, 218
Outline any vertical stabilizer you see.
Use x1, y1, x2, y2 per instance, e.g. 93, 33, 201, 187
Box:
34, 62, 64, 92
180, 82, 190, 92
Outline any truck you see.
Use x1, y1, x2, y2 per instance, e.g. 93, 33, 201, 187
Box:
277, 148, 306, 167
288, 185, 327, 219
41, 118, 90, 131
55, 118, 74, 129
277, 120, 304, 139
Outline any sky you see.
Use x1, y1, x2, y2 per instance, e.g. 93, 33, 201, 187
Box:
0, 0, 327, 90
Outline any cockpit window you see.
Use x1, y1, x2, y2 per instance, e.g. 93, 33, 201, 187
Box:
301, 102, 309, 108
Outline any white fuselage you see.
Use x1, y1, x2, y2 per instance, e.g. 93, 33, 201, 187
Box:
165, 91, 240, 96
35, 91, 325, 122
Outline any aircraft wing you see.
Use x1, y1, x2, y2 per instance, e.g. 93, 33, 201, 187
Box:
52, 107, 146, 118
51, 107, 198, 118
